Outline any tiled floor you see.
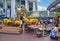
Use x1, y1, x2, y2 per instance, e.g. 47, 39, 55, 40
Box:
0, 33, 59, 41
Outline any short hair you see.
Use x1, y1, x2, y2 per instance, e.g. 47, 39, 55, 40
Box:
55, 24, 58, 27
20, 16, 23, 20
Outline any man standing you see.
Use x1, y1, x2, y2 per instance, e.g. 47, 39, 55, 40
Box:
0, 6, 3, 15
6, 6, 11, 18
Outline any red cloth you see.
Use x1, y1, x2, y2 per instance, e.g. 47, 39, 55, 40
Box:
53, 18, 57, 21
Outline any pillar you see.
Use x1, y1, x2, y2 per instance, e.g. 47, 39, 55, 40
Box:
35, 0, 38, 11
11, 0, 15, 19
33, 2, 36, 11
47, 10, 49, 17
5, 0, 7, 16
25, 0, 29, 11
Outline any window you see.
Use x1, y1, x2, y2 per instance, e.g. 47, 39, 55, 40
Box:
29, 2, 33, 11
21, 0, 25, 5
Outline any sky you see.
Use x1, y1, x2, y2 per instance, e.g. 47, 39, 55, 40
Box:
37, 0, 54, 11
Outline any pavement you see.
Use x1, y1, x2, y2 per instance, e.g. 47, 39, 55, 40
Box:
0, 26, 59, 41
0, 33, 59, 41
0, 26, 20, 34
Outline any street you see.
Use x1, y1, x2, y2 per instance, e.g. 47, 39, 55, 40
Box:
0, 33, 59, 41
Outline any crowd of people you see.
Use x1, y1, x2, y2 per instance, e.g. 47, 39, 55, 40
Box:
19, 16, 60, 39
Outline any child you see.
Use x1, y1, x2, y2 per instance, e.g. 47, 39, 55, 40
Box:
50, 25, 58, 39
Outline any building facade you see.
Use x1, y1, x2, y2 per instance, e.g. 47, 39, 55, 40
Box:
0, 0, 38, 18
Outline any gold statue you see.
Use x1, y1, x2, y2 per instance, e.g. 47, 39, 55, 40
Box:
16, 7, 28, 19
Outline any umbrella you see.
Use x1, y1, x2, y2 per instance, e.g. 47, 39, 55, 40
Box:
0, 16, 9, 19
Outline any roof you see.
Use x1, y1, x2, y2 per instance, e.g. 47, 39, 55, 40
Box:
47, 0, 60, 12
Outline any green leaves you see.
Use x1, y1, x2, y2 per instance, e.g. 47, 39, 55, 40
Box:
55, 12, 60, 17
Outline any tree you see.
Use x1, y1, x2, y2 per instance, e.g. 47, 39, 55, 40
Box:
55, 12, 60, 17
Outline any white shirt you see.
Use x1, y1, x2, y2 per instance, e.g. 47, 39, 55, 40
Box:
7, 9, 10, 17
52, 27, 58, 36
20, 20, 22, 24
46, 24, 52, 30
50, 19, 53, 22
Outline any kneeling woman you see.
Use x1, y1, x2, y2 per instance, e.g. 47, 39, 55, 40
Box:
50, 25, 58, 39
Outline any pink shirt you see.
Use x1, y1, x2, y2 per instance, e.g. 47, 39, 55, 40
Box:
33, 24, 38, 28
